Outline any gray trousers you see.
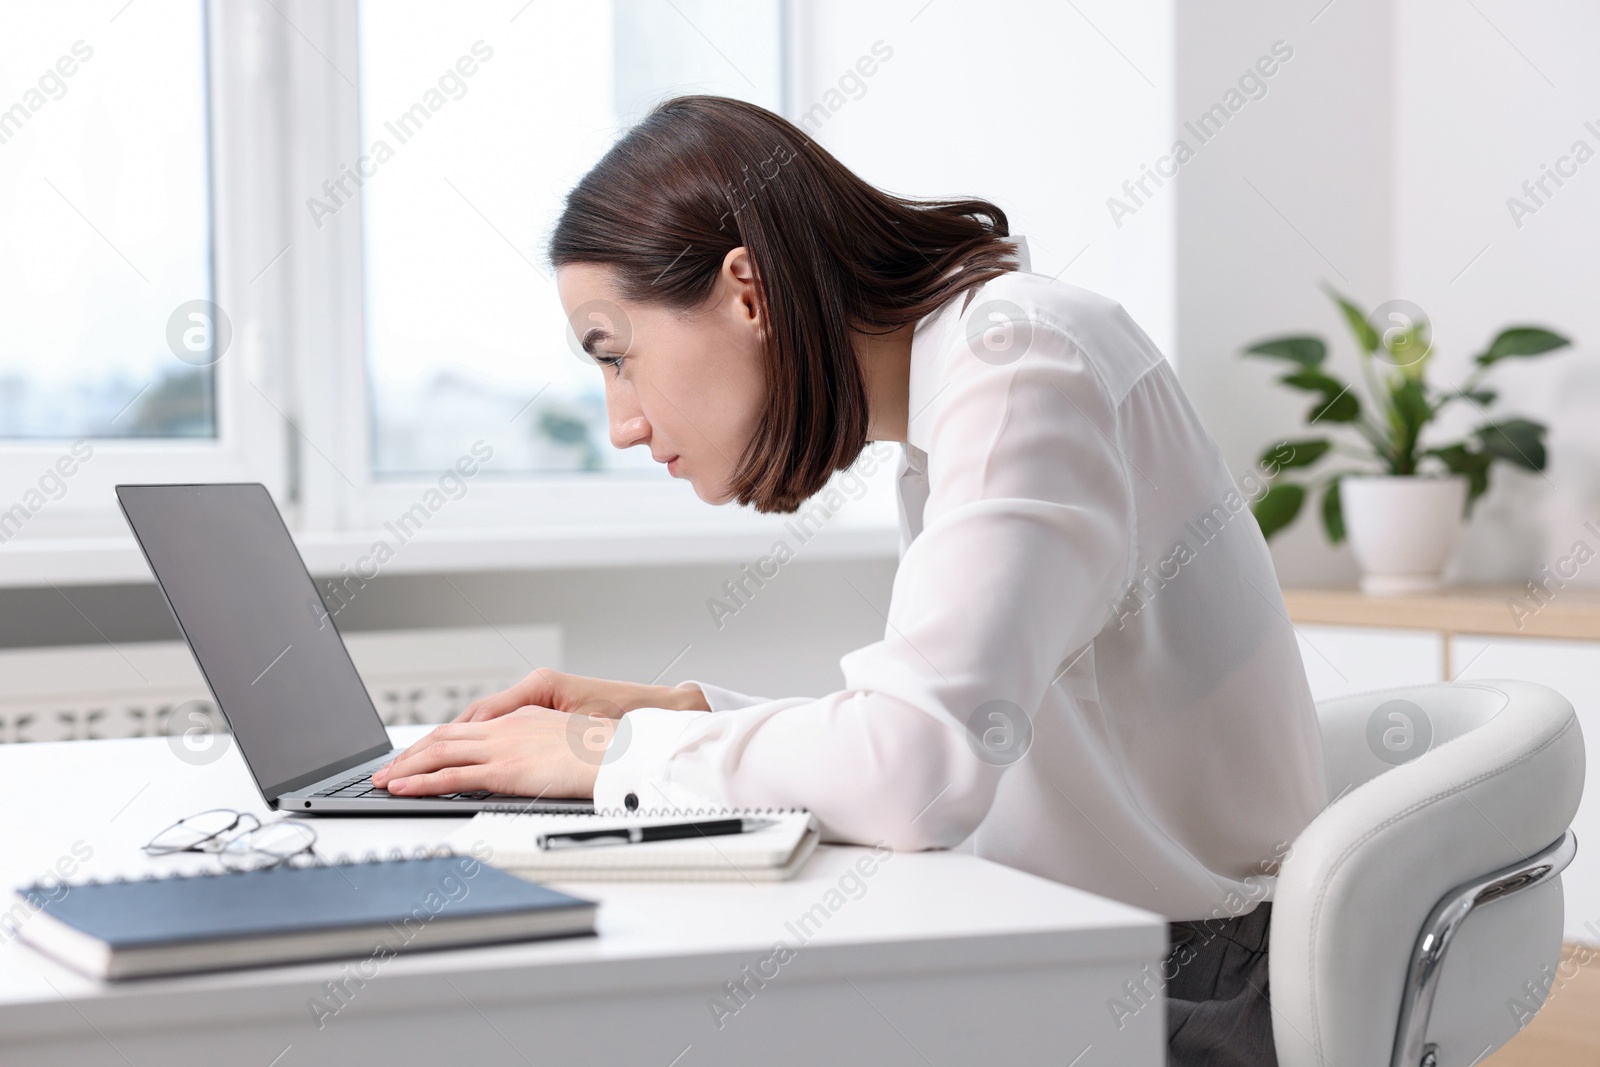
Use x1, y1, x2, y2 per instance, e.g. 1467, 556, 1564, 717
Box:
1164, 901, 1278, 1067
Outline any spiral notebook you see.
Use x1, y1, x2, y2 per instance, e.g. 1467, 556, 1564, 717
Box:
11, 850, 596, 980
451, 808, 821, 882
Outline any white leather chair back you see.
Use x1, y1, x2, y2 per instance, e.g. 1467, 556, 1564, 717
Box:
1271, 680, 1584, 1067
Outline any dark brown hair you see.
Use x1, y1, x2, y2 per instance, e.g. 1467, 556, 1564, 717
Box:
548, 95, 1019, 513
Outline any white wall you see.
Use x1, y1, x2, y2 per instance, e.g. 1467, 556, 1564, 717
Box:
1393, 0, 1600, 582
0, 558, 899, 700
1174, 0, 1395, 587
789, 0, 1176, 358
324, 560, 900, 698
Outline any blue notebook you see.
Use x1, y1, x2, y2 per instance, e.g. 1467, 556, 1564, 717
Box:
12, 851, 596, 980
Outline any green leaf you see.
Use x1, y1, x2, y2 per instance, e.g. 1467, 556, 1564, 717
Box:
1323, 287, 1380, 352
1259, 439, 1331, 472
1474, 418, 1547, 471
1381, 321, 1431, 370
1252, 483, 1306, 541
1278, 369, 1346, 394
1243, 336, 1327, 367
1461, 389, 1496, 406
1426, 443, 1492, 516
1320, 476, 1345, 544
1475, 327, 1571, 366
1391, 379, 1431, 430
1389, 379, 1432, 472
1308, 388, 1360, 423
1277, 369, 1361, 424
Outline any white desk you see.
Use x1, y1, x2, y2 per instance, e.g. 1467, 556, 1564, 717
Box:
0, 731, 1166, 1066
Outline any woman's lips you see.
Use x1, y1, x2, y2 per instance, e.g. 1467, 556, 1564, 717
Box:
666, 456, 681, 476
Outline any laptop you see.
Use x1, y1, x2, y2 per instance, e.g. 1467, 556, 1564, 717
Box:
116, 483, 593, 816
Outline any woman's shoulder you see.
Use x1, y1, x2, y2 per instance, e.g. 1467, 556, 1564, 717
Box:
961, 269, 1124, 325
937, 270, 1168, 404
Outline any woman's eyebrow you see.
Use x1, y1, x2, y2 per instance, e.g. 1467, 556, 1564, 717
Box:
580, 327, 610, 356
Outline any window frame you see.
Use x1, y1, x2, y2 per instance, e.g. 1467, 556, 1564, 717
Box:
0, 0, 289, 541
292, 0, 891, 543
0, 0, 899, 581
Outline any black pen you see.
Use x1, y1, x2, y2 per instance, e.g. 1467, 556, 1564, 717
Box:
536, 817, 778, 850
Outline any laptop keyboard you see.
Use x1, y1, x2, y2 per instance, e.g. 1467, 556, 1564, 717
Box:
308, 771, 495, 802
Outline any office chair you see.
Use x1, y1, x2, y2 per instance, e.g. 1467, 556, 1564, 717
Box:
1270, 679, 1584, 1067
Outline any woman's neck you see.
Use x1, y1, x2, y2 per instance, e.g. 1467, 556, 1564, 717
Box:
856, 322, 915, 443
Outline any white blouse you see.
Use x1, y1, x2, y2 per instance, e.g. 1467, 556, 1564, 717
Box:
592, 258, 1327, 921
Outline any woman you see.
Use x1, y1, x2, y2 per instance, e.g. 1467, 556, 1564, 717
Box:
372, 96, 1326, 1064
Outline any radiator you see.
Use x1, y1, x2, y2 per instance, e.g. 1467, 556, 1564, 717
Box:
0, 625, 561, 743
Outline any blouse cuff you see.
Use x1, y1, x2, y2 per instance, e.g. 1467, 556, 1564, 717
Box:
592, 707, 717, 814
677, 678, 772, 713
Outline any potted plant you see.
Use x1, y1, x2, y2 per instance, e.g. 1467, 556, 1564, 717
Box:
1242, 288, 1571, 594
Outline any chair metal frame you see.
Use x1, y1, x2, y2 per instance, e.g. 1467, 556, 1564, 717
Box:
1389, 830, 1578, 1067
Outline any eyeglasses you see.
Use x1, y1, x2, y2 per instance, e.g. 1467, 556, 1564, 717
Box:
143, 807, 320, 872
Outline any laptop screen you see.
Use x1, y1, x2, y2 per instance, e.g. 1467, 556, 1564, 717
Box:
117, 484, 391, 799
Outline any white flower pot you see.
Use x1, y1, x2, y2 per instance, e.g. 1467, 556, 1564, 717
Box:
1341, 475, 1468, 595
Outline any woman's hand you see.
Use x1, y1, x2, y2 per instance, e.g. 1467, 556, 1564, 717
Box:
452, 668, 710, 723
370, 706, 614, 798
369, 670, 710, 798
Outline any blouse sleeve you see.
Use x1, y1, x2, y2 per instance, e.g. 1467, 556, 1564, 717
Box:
592, 311, 1135, 847
677, 679, 773, 713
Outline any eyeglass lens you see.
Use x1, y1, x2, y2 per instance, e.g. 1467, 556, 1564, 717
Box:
144, 809, 257, 855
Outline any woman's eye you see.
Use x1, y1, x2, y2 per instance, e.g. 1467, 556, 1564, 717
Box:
595, 354, 625, 375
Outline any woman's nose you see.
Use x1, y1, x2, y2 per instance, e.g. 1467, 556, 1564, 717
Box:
609, 410, 650, 451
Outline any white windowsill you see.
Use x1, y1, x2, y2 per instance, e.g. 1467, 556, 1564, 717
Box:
0, 522, 901, 587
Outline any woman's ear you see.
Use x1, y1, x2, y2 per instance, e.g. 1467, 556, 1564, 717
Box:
721, 247, 763, 331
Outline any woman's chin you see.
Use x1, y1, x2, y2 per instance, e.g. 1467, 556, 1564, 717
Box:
691, 478, 737, 506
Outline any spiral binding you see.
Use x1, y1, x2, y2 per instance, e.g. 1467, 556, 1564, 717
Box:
18, 844, 461, 893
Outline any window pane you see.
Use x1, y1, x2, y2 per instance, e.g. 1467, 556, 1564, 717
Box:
0, 3, 215, 439
357, 0, 781, 477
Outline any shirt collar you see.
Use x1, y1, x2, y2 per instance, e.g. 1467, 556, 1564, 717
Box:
902, 234, 1030, 457
905, 297, 960, 458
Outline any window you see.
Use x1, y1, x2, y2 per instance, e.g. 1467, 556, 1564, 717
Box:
0, 2, 286, 546
356, 0, 783, 478
0, 0, 896, 572
0, 5, 214, 440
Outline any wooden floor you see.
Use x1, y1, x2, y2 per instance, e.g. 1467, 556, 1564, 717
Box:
1482, 945, 1600, 1066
